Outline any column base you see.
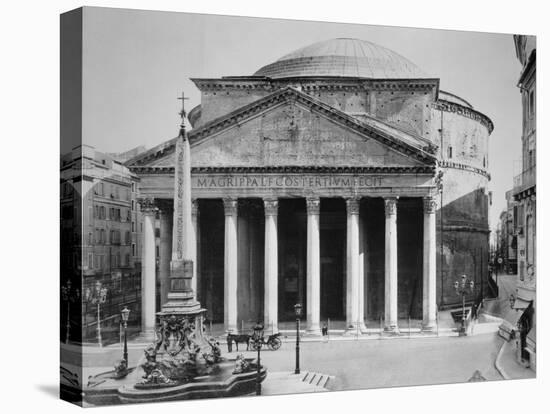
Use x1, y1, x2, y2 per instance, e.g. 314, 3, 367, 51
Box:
421, 321, 437, 332
343, 322, 368, 336
383, 325, 400, 335
264, 320, 278, 334
305, 325, 322, 336
137, 329, 157, 343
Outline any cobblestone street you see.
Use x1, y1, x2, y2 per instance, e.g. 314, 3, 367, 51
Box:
233, 333, 504, 392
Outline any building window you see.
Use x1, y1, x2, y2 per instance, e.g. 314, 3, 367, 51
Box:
88, 232, 93, 245
132, 243, 136, 256
125, 253, 130, 266
131, 200, 135, 211
156, 245, 160, 258
125, 231, 131, 244
132, 222, 135, 232
132, 182, 136, 192
447, 146, 452, 159
99, 182, 104, 196
483, 156, 486, 168
88, 253, 93, 269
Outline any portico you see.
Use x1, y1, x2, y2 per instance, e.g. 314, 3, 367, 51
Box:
136, 169, 439, 335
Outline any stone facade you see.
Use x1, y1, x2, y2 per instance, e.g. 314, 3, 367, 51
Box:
127, 38, 491, 333
512, 34, 536, 370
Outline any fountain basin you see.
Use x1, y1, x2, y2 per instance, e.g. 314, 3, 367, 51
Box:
83, 359, 266, 406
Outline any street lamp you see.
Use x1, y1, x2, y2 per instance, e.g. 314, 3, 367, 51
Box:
85, 280, 108, 347
61, 279, 79, 344
251, 322, 264, 396
121, 306, 130, 364
294, 303, 302, 375
454, 274, 475, 336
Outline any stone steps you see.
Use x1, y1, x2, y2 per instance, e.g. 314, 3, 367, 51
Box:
302, 371, 332, 388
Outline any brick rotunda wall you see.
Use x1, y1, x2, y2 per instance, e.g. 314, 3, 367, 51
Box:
430, 101, 491, 309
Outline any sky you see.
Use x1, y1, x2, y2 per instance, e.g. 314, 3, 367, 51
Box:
77, 6, 524, 231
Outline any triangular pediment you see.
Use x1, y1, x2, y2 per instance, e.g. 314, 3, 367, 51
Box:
127, 87, 437, 171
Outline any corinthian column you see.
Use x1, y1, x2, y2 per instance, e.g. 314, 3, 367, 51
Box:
384, 197, 399, 333
138, 197, 157, 337
306, 197, 321, 336
263, 198, 278, 332
223, 198, 238, 333
191, 199, 199, 298
345, 197, 366, 334
158, 202, 173, 307
422, 196, 438, 331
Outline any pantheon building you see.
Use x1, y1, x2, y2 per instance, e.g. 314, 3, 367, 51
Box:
128, 38, 492, 335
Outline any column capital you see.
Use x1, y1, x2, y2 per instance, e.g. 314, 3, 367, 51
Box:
223, 197, 238, 216
423, 196, 438, 214
384, 197, 398, 217
306, 197, 320, 215
138, 197, 158, 214
191, 198, 199, 217
345, 197, 361, 215
263, 198, 279, 216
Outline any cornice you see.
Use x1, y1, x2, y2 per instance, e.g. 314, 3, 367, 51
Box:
441, 224, 491, 234
130, 165, 437, 175
433, 99, 494, 134
439, 160, 491, 180
191, 77, 439, 93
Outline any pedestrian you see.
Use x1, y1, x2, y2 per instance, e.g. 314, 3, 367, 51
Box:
321, 324, 328, 336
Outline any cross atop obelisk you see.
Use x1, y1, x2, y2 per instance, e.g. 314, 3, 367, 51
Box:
177, 91, 189, 137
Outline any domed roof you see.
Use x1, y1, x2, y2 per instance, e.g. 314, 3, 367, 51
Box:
254, 38, 429, 79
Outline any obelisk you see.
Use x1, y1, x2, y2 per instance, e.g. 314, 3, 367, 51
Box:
162, 93, 201, 313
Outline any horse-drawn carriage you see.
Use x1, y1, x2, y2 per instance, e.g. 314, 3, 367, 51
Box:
226, 331, 282, 352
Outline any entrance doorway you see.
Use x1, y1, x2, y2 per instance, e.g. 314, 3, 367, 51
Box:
278, 199, 307, 322
320, 198, 345, 320
198, 199, 225, 323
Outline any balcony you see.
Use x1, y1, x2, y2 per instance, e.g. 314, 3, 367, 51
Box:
513, 165, 536, 196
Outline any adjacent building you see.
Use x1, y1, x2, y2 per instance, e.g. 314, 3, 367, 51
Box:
512, 35, 536, 370
61, 145, 143, 344
495, 190, 518, 274
126, 38, 493, 335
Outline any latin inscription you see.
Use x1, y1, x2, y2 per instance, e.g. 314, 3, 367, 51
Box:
195, 175, 383, 189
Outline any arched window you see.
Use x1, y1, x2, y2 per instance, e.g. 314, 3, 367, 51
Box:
447, 146, 453, 159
